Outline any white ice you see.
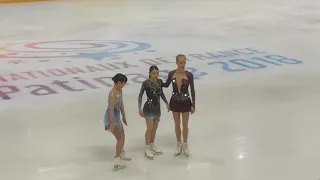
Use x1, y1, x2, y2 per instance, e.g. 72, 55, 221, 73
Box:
0, 0, 320, 179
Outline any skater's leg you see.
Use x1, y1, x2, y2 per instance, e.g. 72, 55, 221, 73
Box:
145, 120, 154, 159
181, 112, 190, 143
145, 120, 154, 145
181, 112, 190, 156
111, 126, 126, 170
150, 120, 159, 143
112, 127, 124, 158
150, 119, 162, 154
173, 112, 182, 156
120, 128, 125, 150
120, 128, 131, 160
122, 129, 125, 146
172, 112, 181, 142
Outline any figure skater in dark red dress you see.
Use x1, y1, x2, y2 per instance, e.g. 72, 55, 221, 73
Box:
162, 54, 195, 157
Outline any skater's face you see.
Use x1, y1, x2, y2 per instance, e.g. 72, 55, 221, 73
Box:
150, 69, 159, 79
117, 81, 126, 89
176, 56, 186, 69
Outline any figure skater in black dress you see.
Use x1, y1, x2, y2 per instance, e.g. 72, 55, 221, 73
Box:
138, 65, 169, 160
162, 54, 195, 157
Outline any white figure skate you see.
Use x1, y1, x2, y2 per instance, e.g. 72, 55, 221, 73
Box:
120, 150, 131, 161
145, 144, 154, 160
175, 142, 182, 156
113, 156, 126, 171
182, 143, 189, 157
151, 143, 163, 155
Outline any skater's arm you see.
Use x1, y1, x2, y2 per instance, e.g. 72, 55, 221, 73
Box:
120, 90, 126, 118
138, 81, 145, 110
161, 71, 173, 88
189, 72, 195, 109
160, 79, 168, 105
108, 92, 116, 124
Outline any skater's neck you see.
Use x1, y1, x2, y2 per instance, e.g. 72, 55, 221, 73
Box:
113, 86, 121, 92
176, 68, 185, 73
149, 77, 157, 82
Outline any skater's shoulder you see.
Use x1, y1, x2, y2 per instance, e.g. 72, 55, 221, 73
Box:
185, 70, 194, 76
142, 79, 150, 84
108, 90, 115, 97
108, 89, 120, 97
158, 78, 163, 83
167, 70, 176, 76
169, 70, 176, 74
140, 79, 150, 88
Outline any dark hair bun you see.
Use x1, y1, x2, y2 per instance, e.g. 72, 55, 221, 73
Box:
112, 73, 128, 84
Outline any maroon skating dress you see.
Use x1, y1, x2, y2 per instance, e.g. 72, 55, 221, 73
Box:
162, 70, 195, 112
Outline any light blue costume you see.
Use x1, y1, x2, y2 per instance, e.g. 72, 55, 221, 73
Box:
104, 91, 123, 130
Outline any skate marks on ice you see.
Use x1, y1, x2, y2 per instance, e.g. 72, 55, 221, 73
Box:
29, 147, 228, 180
124, 144, 226, 176
125, 152, 225, 180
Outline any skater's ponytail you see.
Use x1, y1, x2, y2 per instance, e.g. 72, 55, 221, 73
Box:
112, 73, 127, 84
149, 65, 159, 78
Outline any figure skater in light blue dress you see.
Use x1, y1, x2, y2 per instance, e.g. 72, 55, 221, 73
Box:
104, 73, 130, 170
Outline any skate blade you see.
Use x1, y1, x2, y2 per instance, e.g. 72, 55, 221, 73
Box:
183, 151, 190, 157
152, 151, 163, 155
120, 157, 132, 161
144, 154, 154, 160
113, 165, 126, 171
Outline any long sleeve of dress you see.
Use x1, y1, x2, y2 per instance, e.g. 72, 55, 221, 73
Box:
138, 82, 145, 109
162, 71, 173, 88
160, 79, 168, 105
189, 73, 195, 108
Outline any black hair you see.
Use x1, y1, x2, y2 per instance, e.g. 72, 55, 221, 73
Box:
112, 73, 127, 84
149, 65, 159, 78
176, 54, 186, 62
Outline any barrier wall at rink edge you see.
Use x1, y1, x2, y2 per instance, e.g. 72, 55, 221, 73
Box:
0, 0, 52, 3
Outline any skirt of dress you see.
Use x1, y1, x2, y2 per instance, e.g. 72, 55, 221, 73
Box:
143, 112, 161, 121
104, 108, 123, 131
142, 102, 161, 120
169, 96, 192, 112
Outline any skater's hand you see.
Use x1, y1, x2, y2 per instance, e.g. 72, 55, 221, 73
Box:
190, 106, 195, 114
166, 104, 170, 112
109, 123, 115, 133
122, 116, 127, 126
139, 109, 144, 117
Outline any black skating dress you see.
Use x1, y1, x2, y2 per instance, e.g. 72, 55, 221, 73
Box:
138, 79, 168, 120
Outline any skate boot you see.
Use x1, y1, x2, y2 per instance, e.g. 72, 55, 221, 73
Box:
182, 143, 189, 157
113, 156, 125, 171
150, 143, 162, 155
175, 142, 182, 156
120, 150, 131, 161
145, 144, 154, 160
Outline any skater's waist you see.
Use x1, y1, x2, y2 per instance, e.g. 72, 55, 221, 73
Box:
106, 107, 121, 111
171, 92, 190, 97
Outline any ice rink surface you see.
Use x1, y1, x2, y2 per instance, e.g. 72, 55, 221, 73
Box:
1, 0, 320, 179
